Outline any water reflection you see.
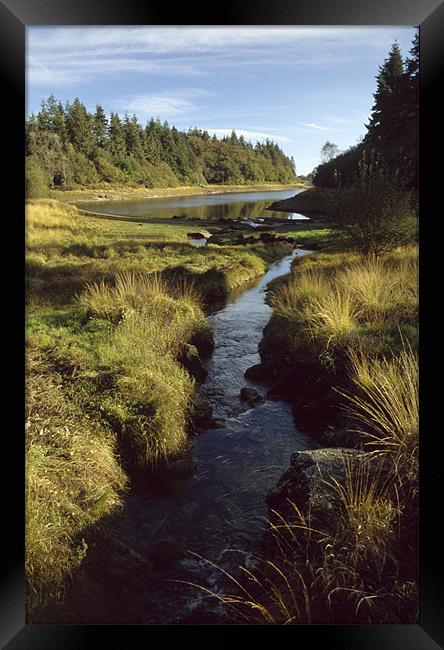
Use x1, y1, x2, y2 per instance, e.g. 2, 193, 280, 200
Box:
80, 188, 307, 221
189, 238, 207, 247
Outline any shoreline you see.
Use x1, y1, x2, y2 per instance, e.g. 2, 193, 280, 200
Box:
50, 182, 309, 204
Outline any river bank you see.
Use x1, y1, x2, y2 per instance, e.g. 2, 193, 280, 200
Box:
222, 243, 418, 624
26, 188, 418, 624
25, 197, 311, 621
51, 182, 309, 204
268, 186, 336, 216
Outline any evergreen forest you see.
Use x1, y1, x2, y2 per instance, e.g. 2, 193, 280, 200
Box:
25, 101, 298, 196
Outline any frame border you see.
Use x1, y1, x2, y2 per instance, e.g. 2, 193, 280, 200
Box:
4, 0, 443, 646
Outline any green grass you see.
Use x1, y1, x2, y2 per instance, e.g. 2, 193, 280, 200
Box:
237, 244, 419, 624
267, 247, 418, 367
26, 199, 291, 306
26, 352, 127, 620
25, 197, 301, 619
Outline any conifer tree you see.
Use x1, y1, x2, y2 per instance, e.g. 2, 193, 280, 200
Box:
65, 98, 93, 156
365, 42, 405, 149
123, 114, 145, 160
92, 105, 108, 149
108, 112, 126, 160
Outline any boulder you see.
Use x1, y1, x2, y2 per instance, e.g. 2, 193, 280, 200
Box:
240, 387, 265, 407
267, 448, 389, 531
177, 342, 207, 382
189, 328, 215, 360
244, 363, 274, 382
192, 398, 213, 432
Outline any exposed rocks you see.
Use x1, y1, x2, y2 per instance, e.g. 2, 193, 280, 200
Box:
189, 328, 215, 360
240, 387, 265, 407
177, 342, 207, 382
259, 231, 277, 243
244, 363, 274, 382
191, 397, 214, 432
267, 448, 365, 530
187, 231, 207, 239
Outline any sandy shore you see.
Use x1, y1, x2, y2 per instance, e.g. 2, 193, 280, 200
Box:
50, 182, 309, 204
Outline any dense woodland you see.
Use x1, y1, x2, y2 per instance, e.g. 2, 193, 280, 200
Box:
25, 100, 297, 196
313, 35, 418, 193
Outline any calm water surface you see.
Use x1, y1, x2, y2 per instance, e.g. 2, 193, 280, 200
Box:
80, 187, 307, 221
117, 248, 316, 624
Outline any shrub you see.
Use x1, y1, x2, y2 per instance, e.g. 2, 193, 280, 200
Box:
26, 157, 50, 198
332, 160, 418, 257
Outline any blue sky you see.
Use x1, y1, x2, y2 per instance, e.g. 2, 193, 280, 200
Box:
26, 26, 417, 175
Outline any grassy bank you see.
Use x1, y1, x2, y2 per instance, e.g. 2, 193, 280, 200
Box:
27, 199, 293, 305
225, 244, 418, 623
26, 350, 128, 620
25, 198, 297, 619
51, 182, 309, 204
268, 187, 337, 215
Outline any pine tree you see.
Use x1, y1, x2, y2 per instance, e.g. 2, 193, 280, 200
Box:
123, 114, 145, 160
65, 98, 93, 156
365, 42, 405, 149
92, 105, 108, 149
108, 112, 127, 160
144, 119, 162, 164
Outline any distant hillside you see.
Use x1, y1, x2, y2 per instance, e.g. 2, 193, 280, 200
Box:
26, 96, 298, 197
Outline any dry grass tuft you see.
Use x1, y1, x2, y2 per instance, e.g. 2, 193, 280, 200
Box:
26, 353, 127, 620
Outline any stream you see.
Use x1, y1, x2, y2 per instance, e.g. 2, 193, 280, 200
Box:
116, 248, 316, 624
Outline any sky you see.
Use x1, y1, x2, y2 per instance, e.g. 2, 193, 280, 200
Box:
26, 26, 417, 175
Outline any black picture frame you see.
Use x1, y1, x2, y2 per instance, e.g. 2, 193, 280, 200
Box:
3, 0, 443, 646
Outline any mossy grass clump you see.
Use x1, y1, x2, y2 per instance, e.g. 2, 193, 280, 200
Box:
26, 352, 127, 621
265, 246, 418, 371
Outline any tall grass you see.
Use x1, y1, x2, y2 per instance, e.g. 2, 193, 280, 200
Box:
185, 451, 413, 624
338, 342, 418, 489
72, 270, 210, 466
26, 353, 127, 620
225, 245, 419, 624
269, 248, 417, 362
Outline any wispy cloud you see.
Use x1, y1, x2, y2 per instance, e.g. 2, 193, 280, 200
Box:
207, 128, 291, 143
28, 26, 413, 57
299, 123, 339, 132
326, 117, 352, 124
112, 89, 212, 119
27, 26, 415, 87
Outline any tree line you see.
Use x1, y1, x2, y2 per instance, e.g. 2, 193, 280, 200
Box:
25, 99, 298, 196
313, 34, 418, 193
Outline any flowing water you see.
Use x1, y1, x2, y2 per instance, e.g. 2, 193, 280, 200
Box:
80, 187, 307, 221
117, 248, 316, 624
